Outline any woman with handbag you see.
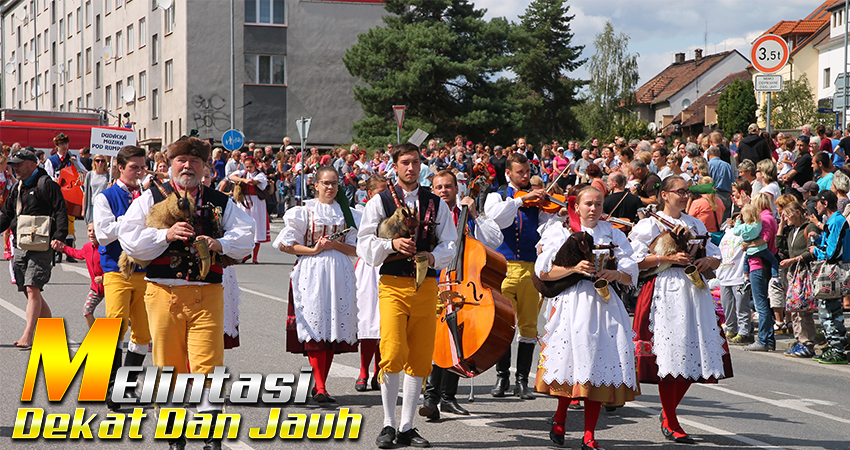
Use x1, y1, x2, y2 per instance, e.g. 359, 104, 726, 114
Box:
807, 190, 850, 364
687, 176, 725, 233
778, 201, 819, 358
230, 156, 270, 263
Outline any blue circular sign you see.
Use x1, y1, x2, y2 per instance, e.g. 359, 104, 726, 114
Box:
222, 129, 244, 151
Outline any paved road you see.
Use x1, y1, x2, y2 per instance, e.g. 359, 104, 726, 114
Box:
1, 221, 849, 449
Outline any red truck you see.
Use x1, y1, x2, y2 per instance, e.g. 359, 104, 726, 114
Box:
0, 109, 129, 151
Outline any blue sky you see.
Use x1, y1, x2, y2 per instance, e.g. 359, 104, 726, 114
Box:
476, 0, 820, 85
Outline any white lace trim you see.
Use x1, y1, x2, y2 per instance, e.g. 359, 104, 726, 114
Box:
648, 268, 727, 380
222, 266, 242, 338
290, 251, 359, 345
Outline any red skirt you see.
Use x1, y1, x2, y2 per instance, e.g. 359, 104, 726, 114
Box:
286, 282, 358, 355
633, 276, 733, 384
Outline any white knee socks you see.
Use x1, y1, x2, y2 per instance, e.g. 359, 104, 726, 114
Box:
381, 372, 401, 428
399, 374, 423, 433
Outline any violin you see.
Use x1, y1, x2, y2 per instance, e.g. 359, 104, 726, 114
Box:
513, 189, 568, 214
433, 205, 514, 377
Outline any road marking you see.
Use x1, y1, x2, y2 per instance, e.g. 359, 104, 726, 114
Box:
630, 402, 789, 450
240, 287, 287, 303
0, 296, 26, 319
695, 384, 850, 424
224, 440, 256, 450
60, 263, 91, 277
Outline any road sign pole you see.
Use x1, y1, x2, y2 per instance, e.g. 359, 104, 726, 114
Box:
766, 92, 771, 134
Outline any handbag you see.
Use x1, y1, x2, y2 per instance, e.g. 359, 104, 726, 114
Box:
710, 209, 723, 246
786, 262, 817, 312
15, 181, 52, 252
810, 259, 850, 299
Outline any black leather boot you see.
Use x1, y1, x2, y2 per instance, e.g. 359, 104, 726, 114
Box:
106, 347, 123, 411
514, 342, 536, 400
202, 436, 222, 450
440, 370, 468, 415
162, 409, 187, 450
491, 348, 512, 397
123, 351, 146, 401
419, 365, 441, 420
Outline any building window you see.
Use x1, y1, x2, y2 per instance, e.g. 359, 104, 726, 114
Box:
23, 43, 28, 64
17, 26, 21, 47
86, 92, 91, 107
95, 61, 101, 88
95, 14, 101, 41
85, 0, 91, 26
104, 36, 112, 61
105, 0, 111, 14
164, 5, 174, 34
51, 0, 55, 22
85, 47, 91, 73
36, 34, 40, 54
245, 0, 285, 25
151, 88, 158, 119
17, 63, 21, 84
116, 0, 122, 8
24, 81, 28, 102
76, 7, 81, 32
151, 34, 158, 65
825, 68, 832, 88
127, 75, 134, 95
106, 85, 112, 111
139, 18, 146, 47
67, 13, 73, 36
244, 54, 286, 85
52, 85, 56, 107
76, 52, 81, 78
165, 59, 173, 90
127, 25, 134, 52
67, 58, 73, 79
116, 80, 123, 108
139, 71, 147, 98
116, 31, 123, 57
59, 19, 64, 42
51, 42, 56, 65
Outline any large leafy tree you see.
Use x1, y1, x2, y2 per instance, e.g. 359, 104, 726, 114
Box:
508, 0, 586, 146
717, 79, 757, 136
759, 73, 832, 129
343, 0, 512, 149
575, 21, 640, 142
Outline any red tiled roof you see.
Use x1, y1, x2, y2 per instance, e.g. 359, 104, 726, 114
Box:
634, 51, 733, 105
674, 70, 751, 127
766, 19, 828, 36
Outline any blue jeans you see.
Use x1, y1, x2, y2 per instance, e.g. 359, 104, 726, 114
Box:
745, 250, 779, 278
749, 267, 774, 348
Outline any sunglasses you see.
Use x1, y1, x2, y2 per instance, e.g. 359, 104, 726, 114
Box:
94, 159, 107, 163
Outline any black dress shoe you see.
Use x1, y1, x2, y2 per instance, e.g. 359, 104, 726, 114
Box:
168, 436, 187, 450
355, 378, 367, 392
440, 398, 469, 415
371, 376, 380, 391
419, 399, 440, 421
582, 439, 605, 450
202, 437, 222, 450
312, 392, 336, 403
664, 426, 695, 444
549, 423, 565, 446
568, 400, 584, 410
376, 426, 396, 449
396, 428, 430, 447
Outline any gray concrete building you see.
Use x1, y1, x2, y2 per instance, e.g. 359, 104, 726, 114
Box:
0, 0, 385, 149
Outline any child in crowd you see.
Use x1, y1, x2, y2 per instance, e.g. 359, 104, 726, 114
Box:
530, 175, 545, 191
57, 223, 104, 328
718, 210, 753, 344
355, 179, 368, 205
733, 204, 780, 279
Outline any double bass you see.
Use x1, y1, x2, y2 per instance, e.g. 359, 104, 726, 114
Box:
57, 165, 84, 218
433, 204, 515, 377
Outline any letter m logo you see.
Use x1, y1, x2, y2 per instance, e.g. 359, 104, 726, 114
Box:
21, 318, 120, 402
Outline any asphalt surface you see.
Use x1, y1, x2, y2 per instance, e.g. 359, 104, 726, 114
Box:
1, 220, 849, 449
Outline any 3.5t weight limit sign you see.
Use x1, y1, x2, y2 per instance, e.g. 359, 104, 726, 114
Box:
751, 34, 789, 74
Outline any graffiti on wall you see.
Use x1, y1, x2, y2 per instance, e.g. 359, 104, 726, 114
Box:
192, 94, 230, 133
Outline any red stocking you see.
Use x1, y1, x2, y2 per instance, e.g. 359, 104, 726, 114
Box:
252, 243, 260, 263
675, 380, 691, 407
552, 397, 570, 435
359, 340, 377, 379
658, 379, 679, 431
323, 350, 334, 377
308, 351, 329, 394
373, 344, 381, 376
583, 400, 601, 445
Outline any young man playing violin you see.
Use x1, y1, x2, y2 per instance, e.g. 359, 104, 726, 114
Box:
484, 152, 564, 400
420, 170, 502, 421
357, 144, 457, 448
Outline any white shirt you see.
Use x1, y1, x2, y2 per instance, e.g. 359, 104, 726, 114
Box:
93, 179, 138, 247
356, 185, 456, 269
118, 188, 255, 286
450, 205, 503, 251
232, 169, 268, 191
483, 183, 564, 236
44, 152, 87, 179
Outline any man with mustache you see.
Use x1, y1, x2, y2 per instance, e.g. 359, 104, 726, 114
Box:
119, 138, 255, 450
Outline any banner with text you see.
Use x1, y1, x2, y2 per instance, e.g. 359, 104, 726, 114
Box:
89, 127, 138, 157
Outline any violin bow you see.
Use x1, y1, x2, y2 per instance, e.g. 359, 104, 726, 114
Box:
546, 162, 572, 194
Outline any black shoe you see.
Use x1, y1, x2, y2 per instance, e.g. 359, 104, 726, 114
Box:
440, 398, 469, 415
549, 423, 565, 446
664, 426, 695, 444
568, 400, 584, 410
355, 378, 367, 392
371, 375, 380, 391
582, 439, 605, 450
396, 428, 430, 447
168, 436, 187, 450
490, 376, 510, 397
513, 381, 535, 400
312, 392, 336, 403
376, 426, 396, 449
123, 351, 146, 401
419, 399, 440, 421
202, 437, 222, 450
105, 348, 124, 412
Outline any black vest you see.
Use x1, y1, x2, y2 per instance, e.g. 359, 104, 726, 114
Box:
146, 184, 230, 284
378, 185, 439, 278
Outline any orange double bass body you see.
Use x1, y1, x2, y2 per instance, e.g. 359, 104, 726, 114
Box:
57, 165, 84, 218
433, 206, 515, 377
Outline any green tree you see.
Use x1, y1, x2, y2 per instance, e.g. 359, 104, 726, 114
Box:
508, 0, 586, 146
760, 73, 832, 129
343, 0, 512, 149
575, 21, 640, 142
716, 79, 757, 136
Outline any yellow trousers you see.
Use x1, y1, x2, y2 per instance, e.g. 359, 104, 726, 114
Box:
144, 282, 224, 376
378, 275, 438, 377
104, 272, 151, 346
501, 261, 540, 340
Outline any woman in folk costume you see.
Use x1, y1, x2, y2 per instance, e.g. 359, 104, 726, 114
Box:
629, 175, 732, 444
274, 166, 359, 403
353, 175, 387, 392
535, 187, 639, 450
230, 156, 270, 263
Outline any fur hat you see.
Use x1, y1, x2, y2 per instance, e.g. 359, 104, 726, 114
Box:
53, 133, 70, 144
167, 137, 211, 162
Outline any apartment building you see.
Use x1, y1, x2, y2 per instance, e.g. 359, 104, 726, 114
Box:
0, 0, 385, 148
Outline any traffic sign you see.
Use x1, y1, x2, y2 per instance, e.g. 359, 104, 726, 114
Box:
295, 117, 312, 142
221, 129, 244, 151
751, 34, 789, 74
754, 74, 783, 92
393, 105, 406, 145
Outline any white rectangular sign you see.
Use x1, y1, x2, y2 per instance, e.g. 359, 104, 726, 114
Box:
89, 127, 138, 157
754, 74, 783, 92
